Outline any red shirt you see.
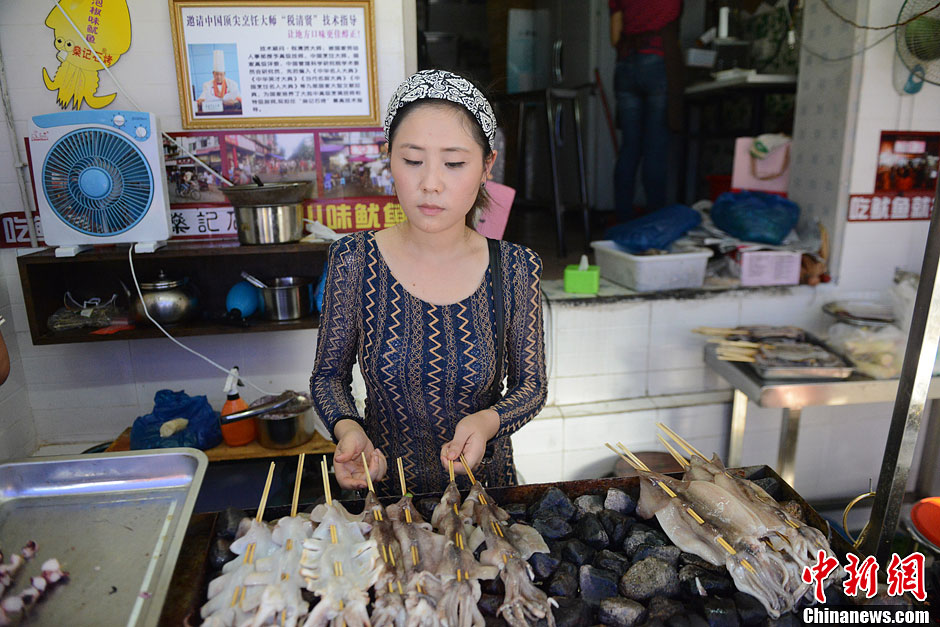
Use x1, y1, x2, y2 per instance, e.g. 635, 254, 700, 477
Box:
609, 0, 681, 56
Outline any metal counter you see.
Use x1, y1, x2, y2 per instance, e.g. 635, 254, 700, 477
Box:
704, 344, 940, 488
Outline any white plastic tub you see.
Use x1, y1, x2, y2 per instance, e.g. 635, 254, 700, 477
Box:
590, 240, 713, 292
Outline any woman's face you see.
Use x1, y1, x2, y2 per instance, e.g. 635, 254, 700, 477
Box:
390, 105, 490, 235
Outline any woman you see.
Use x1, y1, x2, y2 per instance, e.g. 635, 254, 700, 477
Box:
310, 69, 547, 496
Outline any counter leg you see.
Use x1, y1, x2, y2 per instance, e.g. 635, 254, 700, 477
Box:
915, 399, 940, 498
728, 389, 748, 467
777, 407, 802, 487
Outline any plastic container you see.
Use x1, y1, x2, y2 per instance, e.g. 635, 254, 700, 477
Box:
590, 240, 713, 292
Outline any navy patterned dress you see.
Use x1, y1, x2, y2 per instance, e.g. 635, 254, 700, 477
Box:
310, 230, 547, 496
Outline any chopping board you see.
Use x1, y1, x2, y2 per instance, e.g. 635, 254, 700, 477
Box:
106, 427, 334, 461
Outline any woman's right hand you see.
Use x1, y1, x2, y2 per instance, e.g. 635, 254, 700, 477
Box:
332, 420, 387, 490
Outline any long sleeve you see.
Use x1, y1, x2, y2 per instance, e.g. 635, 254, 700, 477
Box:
491, 244, 547, 439
309, 235, 363, 436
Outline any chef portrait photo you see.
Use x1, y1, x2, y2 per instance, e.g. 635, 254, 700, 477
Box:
189, 44, 242, 115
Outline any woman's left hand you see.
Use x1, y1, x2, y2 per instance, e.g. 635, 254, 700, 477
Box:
440, 409, 499, 476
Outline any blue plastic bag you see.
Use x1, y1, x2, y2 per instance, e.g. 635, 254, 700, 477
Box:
604, 204, 702, 253
711, 191, 800, 245
130, 389, 222, 450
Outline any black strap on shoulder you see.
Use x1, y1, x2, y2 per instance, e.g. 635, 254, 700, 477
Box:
488, 238, 504, 405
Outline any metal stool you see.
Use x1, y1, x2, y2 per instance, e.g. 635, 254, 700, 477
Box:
500, 86, 592, 257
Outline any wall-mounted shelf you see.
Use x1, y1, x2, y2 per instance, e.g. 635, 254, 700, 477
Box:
16, 240, 330, 345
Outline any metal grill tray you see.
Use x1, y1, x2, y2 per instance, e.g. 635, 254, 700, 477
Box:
749, 333, 855, 380
0, 448, 207, 627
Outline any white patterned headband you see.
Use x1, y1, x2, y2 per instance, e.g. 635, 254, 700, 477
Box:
384, 69, 497, 151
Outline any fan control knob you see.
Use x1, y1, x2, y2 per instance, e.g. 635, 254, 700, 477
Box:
112, 114, 125, 127
135, 126, 147, 139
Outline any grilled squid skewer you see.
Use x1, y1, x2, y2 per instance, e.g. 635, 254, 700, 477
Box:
387, 493, 445, 627
363, 491, 408, 627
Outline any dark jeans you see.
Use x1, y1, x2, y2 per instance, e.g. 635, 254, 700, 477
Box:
614, 53, 670, 222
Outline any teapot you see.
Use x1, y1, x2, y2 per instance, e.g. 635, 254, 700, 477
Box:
126, 270, 199, 324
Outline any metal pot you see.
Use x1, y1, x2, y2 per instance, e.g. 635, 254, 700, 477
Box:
219, 391, 316, 449
234, 204, 305, 245
259, 276, 316, 321
220, 181, 313, 246
129, 270, 199, 324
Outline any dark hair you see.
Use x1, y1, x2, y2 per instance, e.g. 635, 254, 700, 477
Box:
387, 99, 493, 227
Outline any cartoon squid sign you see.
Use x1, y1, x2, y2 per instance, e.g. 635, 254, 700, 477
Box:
42, 0, 131, 109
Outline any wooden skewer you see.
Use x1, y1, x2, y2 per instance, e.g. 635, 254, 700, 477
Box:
291, 453, 305, 518
397, 457, 407, 497
459, 454, 476, 484
707, 338, 765, 349
658, 434, 689, 468
256, 461, 276, 523
448, 459, 455, 483
657, 423, 707, 460
692, 326, 738, 336
360, 451, 375, 494
321, 456, 332, 506
717, 355, 757, 363
616, 442, 650, 472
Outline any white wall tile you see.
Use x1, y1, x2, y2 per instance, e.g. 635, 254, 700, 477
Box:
32, 405, 140, 445
563, 409, 657, 452
563, 448, 620, 481
514, 452, 564, 485
553, 371, 647, 405
511, 417, 563, 454
0, 390, 37, 461
647, 367, 730, 396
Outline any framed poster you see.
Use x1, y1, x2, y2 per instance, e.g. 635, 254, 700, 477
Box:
168, 0, 379, 129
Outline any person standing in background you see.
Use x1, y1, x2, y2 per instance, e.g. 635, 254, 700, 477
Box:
609, 0, 683, 223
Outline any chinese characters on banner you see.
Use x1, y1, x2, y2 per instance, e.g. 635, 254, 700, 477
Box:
801, 550, 927, 603
848, 130, 940, 222
847, 193, 933, 222
176, 3, 374, 124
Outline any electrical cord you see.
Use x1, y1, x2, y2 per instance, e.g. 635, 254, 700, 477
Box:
820, 0, 940, 31
127, 244, 276, 397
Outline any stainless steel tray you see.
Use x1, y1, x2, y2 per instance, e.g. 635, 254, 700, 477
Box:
749, 333, 855, 380
0, 448, 207, 627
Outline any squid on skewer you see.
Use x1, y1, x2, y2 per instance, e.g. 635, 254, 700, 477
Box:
0, 559, 67, 626
430, 472, 499, 627
245, 514, 315, 627
463, 479, 556, 627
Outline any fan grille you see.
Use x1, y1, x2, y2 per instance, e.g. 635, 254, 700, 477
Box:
42, 127, 154, 236
896, 1, 940, 86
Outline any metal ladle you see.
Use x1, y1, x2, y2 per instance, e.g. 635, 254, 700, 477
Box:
240, 271, 269, 289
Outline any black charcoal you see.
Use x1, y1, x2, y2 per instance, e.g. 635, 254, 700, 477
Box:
575, 513, 609, 550
532, 515, 573, 540
597, 509, 634, 546
593, 549, 631, 576
415, 497, 438, 521
216, 507, 247, 539
679, 552, 723, 572
668, 614, 710, 627
574, 494, 605, 518
529, 552, 561, 580
733, 591, 768, 625
597, 597, 647, 626
478, 593, 502, 617
619, 557, 680, 601
578, 565, 619, 606
647, 595, 685, 621
504, 502, 528, 520
547, 567, 579, 598
752, 477, 781, 499
632, 544, 680, 567
551, 597, 595, 627
480, 575, 504, 596
528, 486, 577, 521
622, 527, 668, 556
605, 488, 637, 515
702, 597, 740, 627
207, 537, 235, 571
559, 538, 595, 566
679, 565, 734, 596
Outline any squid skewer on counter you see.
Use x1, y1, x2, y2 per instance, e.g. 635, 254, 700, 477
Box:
386, 458, 444, 627
460, 456, 556, 627
429, 461, 499, 627
360, 453, 408, 627
0, 542, 37, 600
300, 456, 380, 627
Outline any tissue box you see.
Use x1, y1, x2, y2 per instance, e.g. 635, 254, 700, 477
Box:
564, 264, 600, 294
733, 250, 801, 286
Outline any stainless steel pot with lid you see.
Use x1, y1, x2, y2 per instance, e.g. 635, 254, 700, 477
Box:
220, 181, 313, 246
219, 390, 316, 449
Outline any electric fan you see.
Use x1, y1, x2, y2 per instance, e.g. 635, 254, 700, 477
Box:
28, 110, 171, 257
895, 0, 940, 94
